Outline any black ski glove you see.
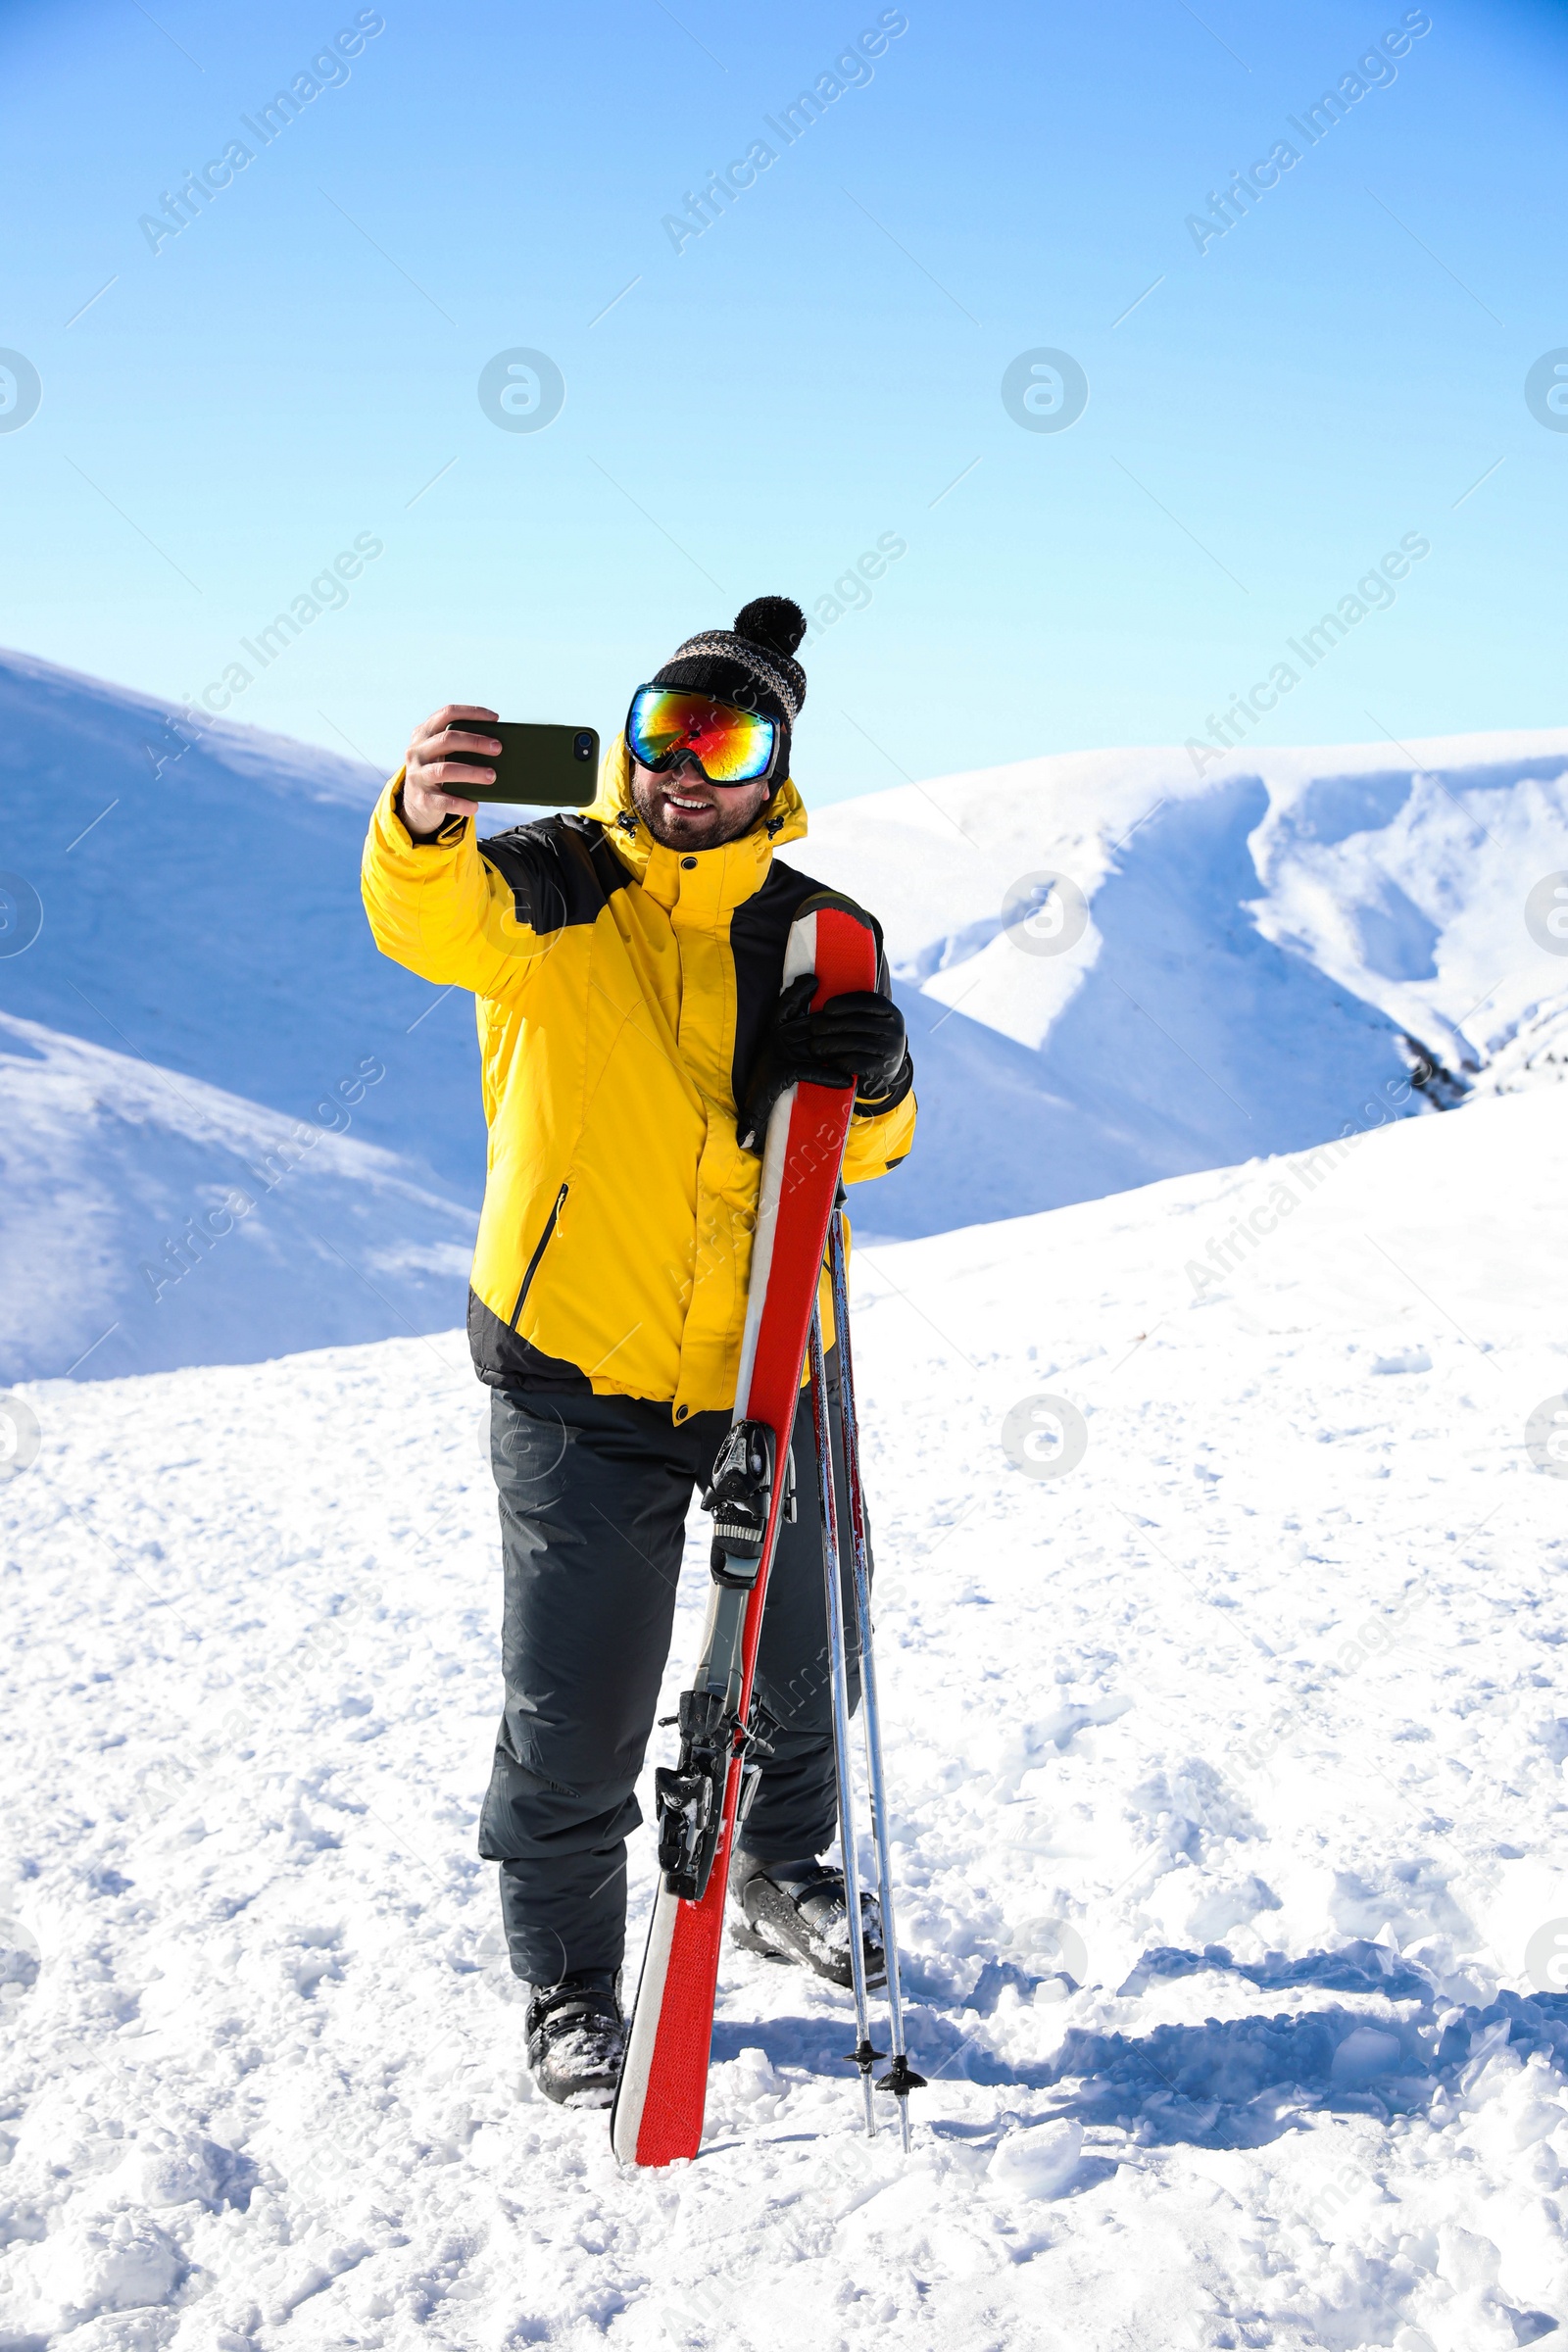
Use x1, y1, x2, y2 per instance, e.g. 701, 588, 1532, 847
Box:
737, 974, 909, 1153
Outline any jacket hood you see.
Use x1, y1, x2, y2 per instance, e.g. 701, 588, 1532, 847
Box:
586, 733, 808, 864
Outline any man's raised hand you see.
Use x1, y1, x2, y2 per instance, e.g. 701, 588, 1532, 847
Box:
400, 705, 500, 837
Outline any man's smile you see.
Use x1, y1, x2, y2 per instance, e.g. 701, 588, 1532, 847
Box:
639, 764, 748, 840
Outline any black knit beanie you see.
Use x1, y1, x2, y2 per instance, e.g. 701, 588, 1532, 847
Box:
652, 596, 808, 790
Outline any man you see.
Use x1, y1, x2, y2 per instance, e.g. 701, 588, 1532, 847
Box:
362, 597, 915, 2106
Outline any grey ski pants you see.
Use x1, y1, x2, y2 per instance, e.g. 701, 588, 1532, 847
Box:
477, 1366, 865, 1984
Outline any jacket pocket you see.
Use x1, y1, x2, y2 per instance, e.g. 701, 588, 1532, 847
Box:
509, 1182, 568, 1331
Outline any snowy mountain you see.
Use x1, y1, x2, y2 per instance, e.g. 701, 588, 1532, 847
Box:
3, 643, 1565, 1375
3, 1083, 1565, 2342
1470, 987, 1568, 1097
0, 1012, 473, 1381
0, 646, 485, 1195
808, 730, 1568, 1237
0, 649, 485, 1383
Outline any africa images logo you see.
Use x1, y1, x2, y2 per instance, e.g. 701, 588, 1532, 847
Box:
661, 12, 909, 254
136, 13, 386, 255
1184, 11, 1433, 256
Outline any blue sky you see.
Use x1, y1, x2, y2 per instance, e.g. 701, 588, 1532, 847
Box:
0, 0, 1563, 802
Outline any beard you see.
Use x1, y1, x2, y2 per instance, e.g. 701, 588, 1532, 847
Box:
628, 761, 771, 851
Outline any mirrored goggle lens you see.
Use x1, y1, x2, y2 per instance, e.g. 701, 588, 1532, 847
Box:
627, 689, 776, 783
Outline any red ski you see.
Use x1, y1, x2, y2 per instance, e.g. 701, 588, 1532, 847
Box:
611, 892, 878, 2167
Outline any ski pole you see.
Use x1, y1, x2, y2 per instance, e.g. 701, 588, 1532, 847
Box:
827, 1205, 924, 2153
808, 1305, 879, 2137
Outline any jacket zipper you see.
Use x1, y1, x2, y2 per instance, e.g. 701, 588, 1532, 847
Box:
509, 1183, 568, 1331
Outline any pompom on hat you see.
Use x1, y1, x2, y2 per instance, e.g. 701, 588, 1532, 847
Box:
651, 596, 808, 786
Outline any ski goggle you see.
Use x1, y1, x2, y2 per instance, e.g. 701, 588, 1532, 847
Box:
625, 686, 780, 786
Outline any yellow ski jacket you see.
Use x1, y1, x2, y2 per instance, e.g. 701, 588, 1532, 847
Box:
361, 740, 916, 1420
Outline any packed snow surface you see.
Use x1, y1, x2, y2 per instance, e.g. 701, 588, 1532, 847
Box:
4, 1084, 1567, 2348
4, 643, 1566, 1374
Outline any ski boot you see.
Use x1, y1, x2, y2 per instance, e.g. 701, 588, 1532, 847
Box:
729, 1851, 887, 1989
525, 1971, 626, 2108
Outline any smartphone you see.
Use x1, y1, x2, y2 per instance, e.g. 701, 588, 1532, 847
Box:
449, 722, 600, 808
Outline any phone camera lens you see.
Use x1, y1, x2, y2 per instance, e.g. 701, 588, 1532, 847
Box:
573, 731, 594, 761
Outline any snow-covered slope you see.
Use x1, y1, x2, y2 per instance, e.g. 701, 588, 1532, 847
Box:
5, 645, 1566, 1369
0, 647, 483, 1196
2, 1086, 1565, 2344
1471, 988, 1568, 1098
0, 648, 489, 1379
808, 729, 1568, 1237
0, 1013, 474, 1381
